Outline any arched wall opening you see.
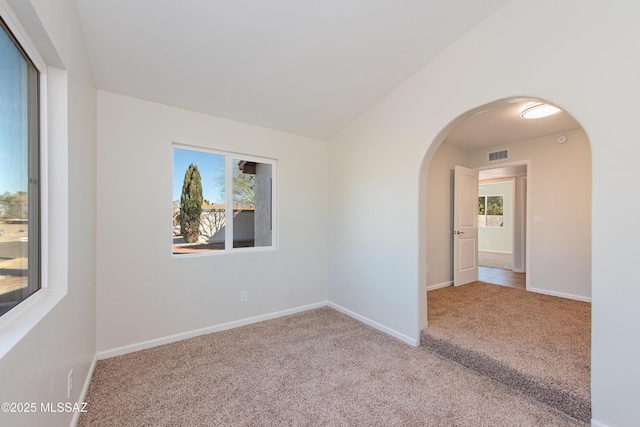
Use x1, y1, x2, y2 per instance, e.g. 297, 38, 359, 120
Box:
417, 95, 592, 419
325, 5, 639, 423
418, 96, 592, 331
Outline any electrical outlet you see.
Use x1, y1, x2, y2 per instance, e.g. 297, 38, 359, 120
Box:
240, 291, 248, 303
67, 369, 73, 399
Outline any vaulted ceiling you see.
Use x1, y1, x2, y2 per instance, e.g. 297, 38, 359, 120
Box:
75, 1, 581, 145
75, 0, 510, 140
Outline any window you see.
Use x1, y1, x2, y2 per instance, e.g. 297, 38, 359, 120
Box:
172, 146, 276, 255
0, 17, 40, 316
478, 195, 503, 228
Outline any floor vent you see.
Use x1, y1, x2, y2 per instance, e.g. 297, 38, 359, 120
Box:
488, 149, 509, 162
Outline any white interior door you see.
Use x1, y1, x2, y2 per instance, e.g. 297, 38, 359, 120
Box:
453, 165, 479, 286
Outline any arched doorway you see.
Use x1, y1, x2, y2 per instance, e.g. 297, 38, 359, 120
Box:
420, 97, 592, 422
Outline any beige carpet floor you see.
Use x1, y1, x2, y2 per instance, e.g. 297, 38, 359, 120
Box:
423, 282, 590, 422
79, 307, 583, 426
478, 251, 512, 270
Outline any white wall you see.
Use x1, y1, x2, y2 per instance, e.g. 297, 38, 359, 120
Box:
472, 128, 591, 300
0, 1, 97, 426
96, 91, 328, 354
426, 143, 470, 289
478, 180, 514, 254
329, 1, 640, 425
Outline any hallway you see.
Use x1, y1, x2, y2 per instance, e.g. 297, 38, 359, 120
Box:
478, 266, 525, 289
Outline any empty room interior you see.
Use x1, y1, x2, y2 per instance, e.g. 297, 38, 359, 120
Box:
1, 1, 639, 426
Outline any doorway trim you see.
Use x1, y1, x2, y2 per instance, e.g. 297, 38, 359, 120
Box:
475, 159, 531, 291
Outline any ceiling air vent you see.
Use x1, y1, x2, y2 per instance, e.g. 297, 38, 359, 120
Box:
487, 149, 509, 162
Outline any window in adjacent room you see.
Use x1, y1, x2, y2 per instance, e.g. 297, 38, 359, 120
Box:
478, 195, 503, 228
0, 17, 41, 316
172, 146, 276, 255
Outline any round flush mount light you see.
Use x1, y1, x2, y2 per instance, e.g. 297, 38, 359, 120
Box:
520, 103, 561, 119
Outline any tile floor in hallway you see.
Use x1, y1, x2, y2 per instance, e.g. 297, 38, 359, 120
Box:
478, 266, 526, 289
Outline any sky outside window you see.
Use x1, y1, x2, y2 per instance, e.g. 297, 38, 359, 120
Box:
0, 25, 29, 196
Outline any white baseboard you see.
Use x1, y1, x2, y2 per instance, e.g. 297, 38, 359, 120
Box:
591, 419, 611, 427
71, 354, 97, 427
478, 250, 512, 254
327, 302, 419, 347
427, 281, 452, 291
97, 301, 327, 359
97, 300, 421, 360
527, 287, 591, 303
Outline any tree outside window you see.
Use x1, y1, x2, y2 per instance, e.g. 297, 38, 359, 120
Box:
478, 195, 503, 227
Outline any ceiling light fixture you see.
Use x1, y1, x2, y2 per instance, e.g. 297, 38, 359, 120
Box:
520, 103, 561, 119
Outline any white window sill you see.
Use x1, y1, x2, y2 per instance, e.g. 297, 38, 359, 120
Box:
0, 291, 64, 359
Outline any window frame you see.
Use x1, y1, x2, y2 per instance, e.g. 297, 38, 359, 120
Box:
478, 194, 505, 228
0, 0, 69, 357
172, 143, 278, 257
0, 12, 43, 318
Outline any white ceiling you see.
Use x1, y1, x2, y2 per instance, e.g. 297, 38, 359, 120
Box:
75, 0, 510, 140
443, 100, 582, 151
